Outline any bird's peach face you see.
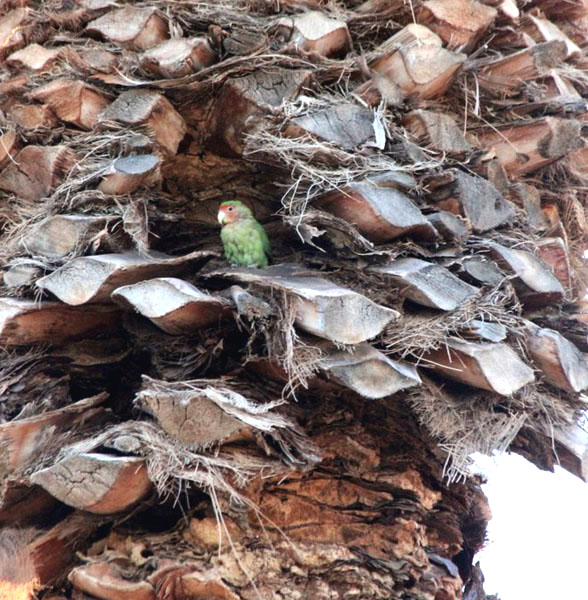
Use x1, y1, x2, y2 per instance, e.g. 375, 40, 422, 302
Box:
217, 203, 250, 225
217, 204, 236, 225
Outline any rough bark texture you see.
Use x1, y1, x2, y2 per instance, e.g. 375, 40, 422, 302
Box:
1, 0, 587, 599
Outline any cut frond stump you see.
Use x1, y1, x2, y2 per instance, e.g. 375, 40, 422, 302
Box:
486, 241, 565, 307
474, 117, 583, 177
510, 183, 548, 231
520, 13, 581, 58
426, 170, 515, 232
0, 484, 58, 526
284, 103, 377, 150
319, 343, 421, 398
86, 6, 168, 50
0, 145, 76, 201
6, 43, 61, 71
526, 324, 588, 393
98, 154, 160, 195
273, 11, 352, 57
403, 110, 472, 155
69, 562, 155, 600
567, 143, 588, 182
369, 24, 466, 99
8, 103, 58, 130
496, 0, 519, 21
210, 69, 312, 156
460, 256, 504, 286
534, 237, 573, 294
22, 214, 117, 260
418, 0, 497, 51
31, 453, 152, 514
479, 41, 568, 93
140, 37, 216, 79
135, 377, 314, 461
112, 277, 232, 334
553, 423, 588, 482
3, 264, 41, 288
136, 383, 251, 447
423, 338, 535, 395
36, 250, 215, 305
0, 393, 107, 474
98, 90, 186, 157
378, 22, 442, 47
283, 209, 378, 253
370, 258, 479, 311
426, 211, 469, 242
30, 79, 109, 130
0, 298, 120, 345
176, 572, 240, 600
315, 181, 438, 242
73, 46, 118, 73
212, 265, 399, 344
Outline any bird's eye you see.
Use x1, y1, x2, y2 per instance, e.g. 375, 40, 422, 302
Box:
228, 207, 233, 211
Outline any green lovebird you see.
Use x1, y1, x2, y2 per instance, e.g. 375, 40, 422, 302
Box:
217, 200, 272, 268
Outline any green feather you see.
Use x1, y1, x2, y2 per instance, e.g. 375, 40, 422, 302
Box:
220, 217, 271, 268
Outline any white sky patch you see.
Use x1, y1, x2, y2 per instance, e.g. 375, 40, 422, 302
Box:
472, 452, 588, 600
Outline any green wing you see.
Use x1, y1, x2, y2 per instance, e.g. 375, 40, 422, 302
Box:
253, 220, 272, 262
221, 219, 271, 268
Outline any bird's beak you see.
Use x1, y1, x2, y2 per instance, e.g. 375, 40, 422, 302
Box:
217, 209, 225, 225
